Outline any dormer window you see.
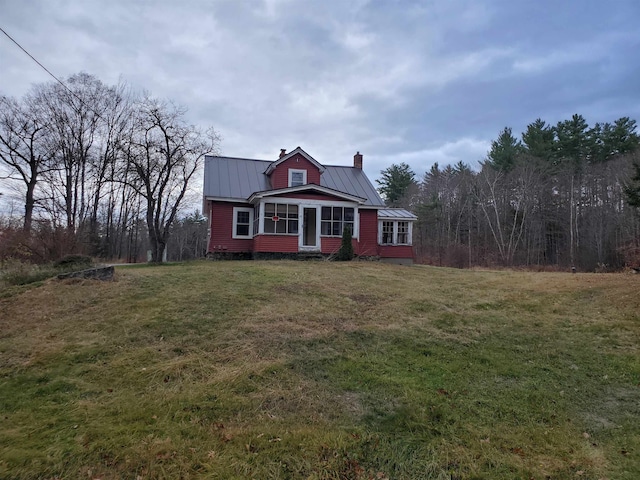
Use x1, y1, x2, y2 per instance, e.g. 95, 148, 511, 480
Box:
288, 169, 307, 187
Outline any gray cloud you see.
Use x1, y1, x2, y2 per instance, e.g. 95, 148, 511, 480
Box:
1, 0, 640, 190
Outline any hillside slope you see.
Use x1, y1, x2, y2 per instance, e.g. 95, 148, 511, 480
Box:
1, 261, 638, 479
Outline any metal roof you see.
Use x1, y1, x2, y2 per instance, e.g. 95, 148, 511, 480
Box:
203, 156, 271, 200
321, 165, 385, 206
203, 155, 386, 206
378, 208, 418, 220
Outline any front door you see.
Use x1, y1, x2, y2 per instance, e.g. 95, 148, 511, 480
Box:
300, 206, 319, 250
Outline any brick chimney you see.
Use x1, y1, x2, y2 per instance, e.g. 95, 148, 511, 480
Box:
353, 151, 363, 169
279, 148, 286, 158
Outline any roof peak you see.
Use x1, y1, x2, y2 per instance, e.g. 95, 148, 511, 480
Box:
264, 147, 326, 175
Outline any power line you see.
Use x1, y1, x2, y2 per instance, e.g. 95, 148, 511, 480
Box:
0, 25, 105, 119
0, 26, 77, 97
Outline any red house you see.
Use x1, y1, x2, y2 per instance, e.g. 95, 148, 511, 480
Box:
203, 147, 417, 263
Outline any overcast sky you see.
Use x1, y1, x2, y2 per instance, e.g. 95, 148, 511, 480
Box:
2, 0, 640, 187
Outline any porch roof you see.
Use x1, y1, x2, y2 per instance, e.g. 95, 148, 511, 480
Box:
378, 208, 418, 220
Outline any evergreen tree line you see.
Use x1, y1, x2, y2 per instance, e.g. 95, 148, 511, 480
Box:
383, 115, 640, 271
0, 73, 219, 263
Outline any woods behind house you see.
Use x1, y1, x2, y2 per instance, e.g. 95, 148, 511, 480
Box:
377, 117, 640, 271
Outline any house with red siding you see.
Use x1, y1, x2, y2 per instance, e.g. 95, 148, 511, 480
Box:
203, 147, 417, 263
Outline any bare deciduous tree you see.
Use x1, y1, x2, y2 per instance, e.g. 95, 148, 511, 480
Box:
123, 96, 220, 263
0, 95, 53, 232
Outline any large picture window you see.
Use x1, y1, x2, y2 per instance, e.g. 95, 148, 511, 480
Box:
232, 207, 253, 239
264, 203, 299, 234
380, 220, 411, 245
321, 206, 354, 236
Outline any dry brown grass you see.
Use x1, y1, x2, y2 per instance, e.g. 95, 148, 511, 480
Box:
0, 261, 638, 479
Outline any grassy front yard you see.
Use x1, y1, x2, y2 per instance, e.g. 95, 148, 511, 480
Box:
0, 261, 638, 479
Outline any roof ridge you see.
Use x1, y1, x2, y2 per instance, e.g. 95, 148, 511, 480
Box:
206, 155, 272, 162
206, 157, 363, 169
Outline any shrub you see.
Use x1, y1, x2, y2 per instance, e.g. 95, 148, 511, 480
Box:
1, 255, 95, 289
335, 226, 354, 261
0, 259, 59, 287
53, 254, 93, 270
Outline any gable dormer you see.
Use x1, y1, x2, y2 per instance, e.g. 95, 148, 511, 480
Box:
264, 147, 324, 190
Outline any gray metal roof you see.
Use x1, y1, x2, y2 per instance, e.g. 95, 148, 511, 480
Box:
378, 208, 418, 220
203, 156, 271, 200
203, 155, 386, 206
321, 165, 384, 206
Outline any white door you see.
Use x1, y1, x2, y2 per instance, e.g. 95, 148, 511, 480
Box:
300, 206, 320, 250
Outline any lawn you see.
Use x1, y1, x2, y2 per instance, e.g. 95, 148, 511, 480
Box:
0, 261, 638, 479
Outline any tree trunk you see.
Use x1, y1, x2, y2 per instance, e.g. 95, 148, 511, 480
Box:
23, 178, 37, 233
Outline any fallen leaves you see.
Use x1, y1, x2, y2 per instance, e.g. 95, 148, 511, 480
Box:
510, 447, 525, 457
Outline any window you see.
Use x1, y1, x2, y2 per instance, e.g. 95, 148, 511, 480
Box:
232, 207, 253, 239
397, 222, 409, 244
381, 221, 394, 244
321, 206, 354, 236
380, 220, 411, 245
288, 169, 307, 187
264, 203, 299, 234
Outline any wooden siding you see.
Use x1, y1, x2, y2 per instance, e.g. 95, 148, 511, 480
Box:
358, 209, 378, 256
269, 153, 322, 189
253, 234, 299, 253
207, 201, 254, 253
208, 200, 413, 259
321, 237, 342, 255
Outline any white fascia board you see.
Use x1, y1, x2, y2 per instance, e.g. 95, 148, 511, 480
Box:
378, 216, 418, 221
256, 197, 358, 207
248, 185, 365, 203
378, 215, 418, 222
205, 196, 252, 204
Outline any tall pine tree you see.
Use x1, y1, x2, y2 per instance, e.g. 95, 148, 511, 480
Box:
377, 162, 416, 207
625, 161, 640, 209
486, 127, 523, 172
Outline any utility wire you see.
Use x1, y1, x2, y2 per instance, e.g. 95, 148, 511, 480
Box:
0, 26, 76, 96
0, 25, 105, 119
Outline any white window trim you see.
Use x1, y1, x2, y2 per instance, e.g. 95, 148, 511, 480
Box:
232, 207, 254, 239
378, 220, 413, 246
380, 220, 395, 245
261, 202, 300, 236
288, 169, 307, 187
320, 206, 358, 238
396, 221, 411, 245
252, 199, 359, 239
